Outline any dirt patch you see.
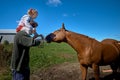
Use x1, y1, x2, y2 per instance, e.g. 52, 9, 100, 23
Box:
31, 62, 120, 80
31, 62, 81, 80
57, 53, 76, 59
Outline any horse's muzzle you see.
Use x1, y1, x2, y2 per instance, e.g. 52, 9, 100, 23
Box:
45, 33, 55, 43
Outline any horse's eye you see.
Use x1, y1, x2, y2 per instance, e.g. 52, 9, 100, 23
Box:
57, 30, 60, 32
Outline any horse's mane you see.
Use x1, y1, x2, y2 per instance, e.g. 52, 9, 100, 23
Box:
66, 30, 98, 42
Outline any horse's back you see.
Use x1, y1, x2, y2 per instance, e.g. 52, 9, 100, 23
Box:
99, 39, 120, 64
101, 39, 118, 44
101, 39, 120, 51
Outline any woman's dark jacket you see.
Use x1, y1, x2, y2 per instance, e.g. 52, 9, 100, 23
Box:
10, 31, 40, 71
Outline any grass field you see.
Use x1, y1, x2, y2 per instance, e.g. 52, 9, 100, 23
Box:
30, 42, 77, 72
0, 42, 78, 80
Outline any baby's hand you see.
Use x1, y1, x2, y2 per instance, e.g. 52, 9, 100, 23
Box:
32, 28, 36, 34
30, 21, 38, 28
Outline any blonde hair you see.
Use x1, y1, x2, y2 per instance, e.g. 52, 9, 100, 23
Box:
27, 8, 38, 16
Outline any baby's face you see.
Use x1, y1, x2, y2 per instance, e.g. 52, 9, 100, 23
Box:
31, 12, 38, 19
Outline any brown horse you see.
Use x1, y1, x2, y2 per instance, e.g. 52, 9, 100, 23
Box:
45, 23, 120, 80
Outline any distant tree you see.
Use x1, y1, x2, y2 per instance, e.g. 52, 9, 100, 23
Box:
3, 40, 9, 45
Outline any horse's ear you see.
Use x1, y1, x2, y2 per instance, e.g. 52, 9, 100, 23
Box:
61, 23, 66, 30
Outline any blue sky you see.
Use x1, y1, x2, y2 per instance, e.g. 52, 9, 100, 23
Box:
0, 0, 120, 41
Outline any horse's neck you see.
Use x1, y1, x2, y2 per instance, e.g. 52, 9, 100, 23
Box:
65, 31, 93, 53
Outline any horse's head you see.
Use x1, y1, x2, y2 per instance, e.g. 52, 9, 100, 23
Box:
45, 23, 66, 43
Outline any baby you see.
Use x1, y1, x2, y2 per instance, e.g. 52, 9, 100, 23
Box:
16, 8, 39, 38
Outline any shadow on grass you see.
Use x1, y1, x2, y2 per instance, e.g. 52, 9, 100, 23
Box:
89, 73, 120, 80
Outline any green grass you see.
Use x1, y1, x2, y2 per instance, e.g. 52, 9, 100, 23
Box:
0, 69, 11, 80
30, 42, 77, 72
0, 42, 77, 80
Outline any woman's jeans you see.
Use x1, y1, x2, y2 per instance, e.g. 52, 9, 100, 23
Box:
12, 68, 30, 80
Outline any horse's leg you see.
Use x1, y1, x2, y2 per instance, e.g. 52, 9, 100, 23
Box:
110, 63, 119, 79
110, 63, 118, 74
118, 63, 120, 73
92, 64, 100, 80
80, 64, 88, 80
117, 58, 120, 73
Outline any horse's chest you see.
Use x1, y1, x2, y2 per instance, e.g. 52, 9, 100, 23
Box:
78, 52, 92, 65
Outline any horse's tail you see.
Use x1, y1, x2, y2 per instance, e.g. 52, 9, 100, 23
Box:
116, 41, 120, 72
115, 41, 120, 57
